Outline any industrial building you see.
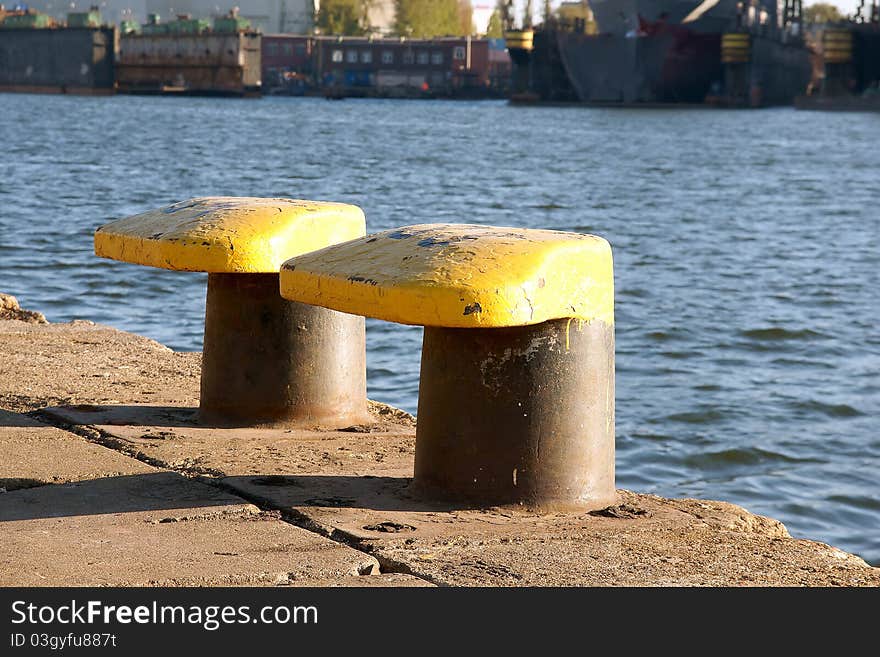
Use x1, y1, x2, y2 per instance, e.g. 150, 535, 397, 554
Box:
262, 34, 510, 97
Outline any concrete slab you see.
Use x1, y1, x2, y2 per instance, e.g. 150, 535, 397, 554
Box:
0, 319, 200, 413
0, 471, 389, 586
0, 321, 429, 587
222, 476, 880, 587
0, 320, 415, 432
42, 403, 415, 477
6, 318, 879, 586
0, 409, 154, 490
42, 405, 880, 586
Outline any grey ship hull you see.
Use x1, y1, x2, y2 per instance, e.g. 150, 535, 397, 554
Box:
747, 35, 813, 105
557, 30, 722, 103
555, 0, 811, 105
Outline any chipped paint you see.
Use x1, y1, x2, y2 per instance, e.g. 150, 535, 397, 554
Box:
94, 197, 365, 273
477, 332, 563, 393
279, 223, 614, 328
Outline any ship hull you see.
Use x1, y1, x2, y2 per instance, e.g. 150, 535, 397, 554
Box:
558, 31, 722, 103
557, 29, 812, 106
530, 28, 580, 102
589, 0, 741, 36
745, 35, 813, 106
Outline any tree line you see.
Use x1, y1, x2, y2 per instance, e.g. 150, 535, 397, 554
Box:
317, 0, 482, 38
803, 3, 844, 24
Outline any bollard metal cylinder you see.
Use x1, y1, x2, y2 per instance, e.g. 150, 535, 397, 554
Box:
413, 317, 616, 509
199, 272, 367, 428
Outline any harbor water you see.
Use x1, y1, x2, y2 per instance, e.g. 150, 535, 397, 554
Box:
0, 94, 877, 565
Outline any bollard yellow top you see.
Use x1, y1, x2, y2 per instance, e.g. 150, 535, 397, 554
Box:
279, 224, 614, 328
94, 197, 366, 273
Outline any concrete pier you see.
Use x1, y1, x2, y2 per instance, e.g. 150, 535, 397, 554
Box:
0, 304, 878, 587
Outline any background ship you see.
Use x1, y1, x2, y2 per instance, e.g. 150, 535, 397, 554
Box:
508, 0, 814, 106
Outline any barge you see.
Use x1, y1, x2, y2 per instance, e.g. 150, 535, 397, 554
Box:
0, 7, 116, 95
116, 11, 261, 97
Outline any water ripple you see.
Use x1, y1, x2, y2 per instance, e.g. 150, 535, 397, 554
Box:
740, 327, 826, 341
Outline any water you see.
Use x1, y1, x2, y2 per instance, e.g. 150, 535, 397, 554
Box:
0, 94, 877, 565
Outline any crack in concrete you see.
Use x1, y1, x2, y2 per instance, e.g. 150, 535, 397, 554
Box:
27, 408, 439, 586
31, 408, 224, 477
325, 528, 449, 587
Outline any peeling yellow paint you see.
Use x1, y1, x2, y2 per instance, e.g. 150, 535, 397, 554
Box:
565, 317, 575, 351
279, 223, 614, 328
94, 197, 366, 273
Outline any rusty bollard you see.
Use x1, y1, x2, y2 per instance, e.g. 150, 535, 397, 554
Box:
94, 197, 369, 428
279, 224, 617, 509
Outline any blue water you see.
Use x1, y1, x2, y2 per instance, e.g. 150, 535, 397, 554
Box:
0, 94, 877, 565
